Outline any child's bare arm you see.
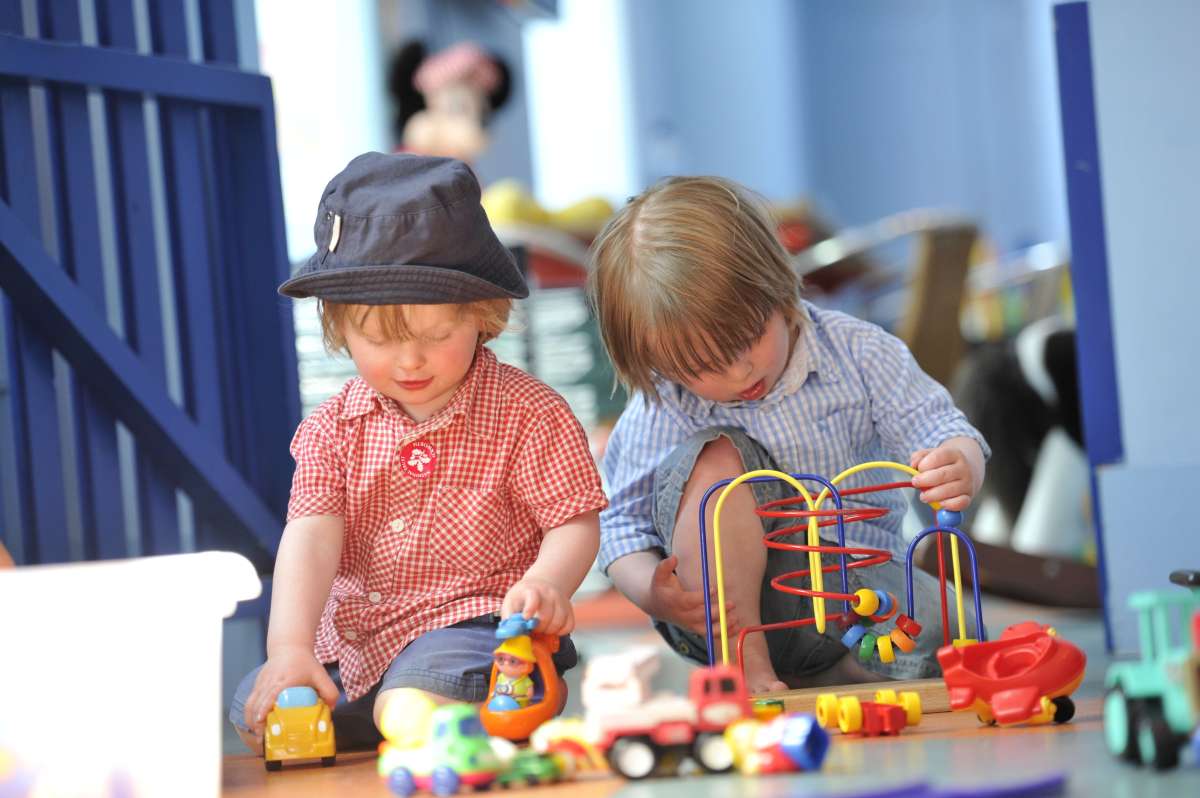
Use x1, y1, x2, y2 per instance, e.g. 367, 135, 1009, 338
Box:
243, 514, 344, 734
910, 436, 986, 511
503, 510, 600, 636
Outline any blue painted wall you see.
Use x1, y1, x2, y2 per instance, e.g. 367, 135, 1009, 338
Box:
624, 0, 809, 201
623, 0, 1068, 254
1080, 0, 1200, 652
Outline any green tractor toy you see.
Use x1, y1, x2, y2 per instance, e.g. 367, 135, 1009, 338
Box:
1104, 569, 1200, 769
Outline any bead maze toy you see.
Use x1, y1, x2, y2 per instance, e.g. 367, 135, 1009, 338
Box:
698, 462, 987, 678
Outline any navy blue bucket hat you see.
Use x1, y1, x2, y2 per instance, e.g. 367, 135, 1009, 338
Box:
278, 152, 528, 304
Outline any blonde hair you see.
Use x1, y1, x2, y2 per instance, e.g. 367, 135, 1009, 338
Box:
319, 299, 512, 354
587, 176, 802, 398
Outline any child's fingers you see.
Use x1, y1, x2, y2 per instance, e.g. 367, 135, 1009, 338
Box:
912, 463, 963, 488
936, 494, 971, 512
652, 555, 678, 586
314, 668, 340, 708
500, 592, 519, 619
521, 589, 542, 620
909, 448, 932, 469
919, 479, 972, 505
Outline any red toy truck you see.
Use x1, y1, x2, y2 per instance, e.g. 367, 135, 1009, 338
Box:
938, 621, 1086, 726
589, 665, 750, 779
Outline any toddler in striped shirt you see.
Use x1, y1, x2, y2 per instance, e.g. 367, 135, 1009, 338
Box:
588, 176, 988, 693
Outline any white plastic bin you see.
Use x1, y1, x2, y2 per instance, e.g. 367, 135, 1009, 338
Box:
0, 551, 261, 797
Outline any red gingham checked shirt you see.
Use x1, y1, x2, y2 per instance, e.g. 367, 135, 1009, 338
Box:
287, 346, 608, 701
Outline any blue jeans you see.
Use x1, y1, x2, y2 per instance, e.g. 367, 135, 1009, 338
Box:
652, 426, 980, 681
229, 614, 577, 751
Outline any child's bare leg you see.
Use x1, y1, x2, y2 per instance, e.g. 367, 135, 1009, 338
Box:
672, 436, 786, 694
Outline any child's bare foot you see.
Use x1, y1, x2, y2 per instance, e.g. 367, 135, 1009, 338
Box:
739, 638, 788, 694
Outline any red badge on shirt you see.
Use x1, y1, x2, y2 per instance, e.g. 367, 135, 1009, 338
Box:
400, 440, 437, 479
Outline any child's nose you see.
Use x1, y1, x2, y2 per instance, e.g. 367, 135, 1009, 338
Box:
395, 342, 425, 371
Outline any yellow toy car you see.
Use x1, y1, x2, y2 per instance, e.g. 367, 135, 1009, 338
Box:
264, 687, 336, 771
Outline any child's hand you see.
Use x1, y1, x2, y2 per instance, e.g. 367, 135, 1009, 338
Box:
910, 442, 978, 511
502, 577, 574, 636
646, 555, 739, 638
243, 644, 339, 736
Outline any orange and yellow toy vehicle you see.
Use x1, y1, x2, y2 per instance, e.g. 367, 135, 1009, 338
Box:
938, 621, 1086, 726
264, 686, 336, 770
479, 615, 563, 741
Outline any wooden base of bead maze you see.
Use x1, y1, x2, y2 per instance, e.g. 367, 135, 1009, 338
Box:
754, 677, 950, 715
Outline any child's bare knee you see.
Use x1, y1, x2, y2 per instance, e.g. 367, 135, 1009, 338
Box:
691, 435, 746, 483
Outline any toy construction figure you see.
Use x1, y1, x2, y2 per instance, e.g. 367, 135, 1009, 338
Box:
490, 635, 536, 711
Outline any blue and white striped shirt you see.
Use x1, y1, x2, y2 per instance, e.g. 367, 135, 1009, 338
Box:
597, 301, 990, 572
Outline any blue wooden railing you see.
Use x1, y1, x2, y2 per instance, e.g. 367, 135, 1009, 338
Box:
0, 2, 298, 573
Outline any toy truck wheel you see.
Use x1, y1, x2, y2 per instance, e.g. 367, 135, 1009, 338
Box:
388, 768, 417, 797
837, 696, 863, 734
815, 693, 839, 728
1051, 696, 1075, 724
692, 732, 734, 773
431, 766, 461, 796
264, 759, 282, 772
1104, 688, 1140, 761
1136, 706, 1180, 770
608, 736, 659, 780
899, 692, 922, 726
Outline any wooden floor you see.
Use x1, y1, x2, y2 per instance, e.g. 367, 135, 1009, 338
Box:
221, 697, 1099, 797
223, 598, 1200, 796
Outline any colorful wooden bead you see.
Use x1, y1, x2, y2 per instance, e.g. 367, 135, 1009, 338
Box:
876, 633, 896, 663
870, 591, 899, 622
852, 588, 880, 617
896, 614, 923, 638
858, 633, 877, 662
841, 624, 868, 648
936, 509, 964, 528
890, 628, 917, 653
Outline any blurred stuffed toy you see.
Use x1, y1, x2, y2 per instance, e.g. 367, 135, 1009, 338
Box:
387, 40, 512, 162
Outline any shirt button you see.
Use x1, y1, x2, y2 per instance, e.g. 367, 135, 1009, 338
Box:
368, 591, 382, 604
343, 629, 358, 641
390, 518, 406, 532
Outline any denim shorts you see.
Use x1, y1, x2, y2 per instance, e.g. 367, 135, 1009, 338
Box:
653, 426, 979, 682
229, 614, 577, 751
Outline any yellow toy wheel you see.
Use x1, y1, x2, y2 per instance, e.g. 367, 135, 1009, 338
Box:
899, 691, 922, 726
1030, 696, 1056, 725
838, 696, 864, 734
874, 688, 898, 705
816, 693, 839, 729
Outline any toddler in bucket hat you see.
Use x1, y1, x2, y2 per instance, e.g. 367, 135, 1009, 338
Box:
234, 152, 606, 755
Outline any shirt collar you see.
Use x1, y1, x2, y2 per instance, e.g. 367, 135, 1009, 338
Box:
673, 302, 833, 417
338, 345, 501, 439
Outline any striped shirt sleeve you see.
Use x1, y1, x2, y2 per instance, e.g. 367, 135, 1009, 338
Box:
597, 396, 693, 574
854, 327, 991, 462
